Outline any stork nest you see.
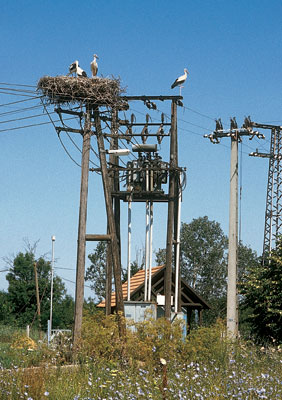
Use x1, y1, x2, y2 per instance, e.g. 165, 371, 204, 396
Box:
37, 75, 127, 109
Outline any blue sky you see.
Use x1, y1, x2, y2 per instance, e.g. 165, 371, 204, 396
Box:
1, 0, 282, 299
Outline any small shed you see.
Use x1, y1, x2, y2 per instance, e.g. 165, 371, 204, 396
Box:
97, 266, 210, 333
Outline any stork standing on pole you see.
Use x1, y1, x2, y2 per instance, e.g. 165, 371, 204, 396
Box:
171, 68, 189, 95
90, 54, 99, 77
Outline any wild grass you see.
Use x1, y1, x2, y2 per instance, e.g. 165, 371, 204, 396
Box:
0, 316, 282, 399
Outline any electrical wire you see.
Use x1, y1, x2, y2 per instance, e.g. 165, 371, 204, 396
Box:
0, 82, 37, 88
0, 116, 76, 133
0, 90, 39, 98
61, 276, 92, 289
0, 104, 43, 117
41, 99, 82, 168
0, 111, 56, 125
0, 96, 42, 108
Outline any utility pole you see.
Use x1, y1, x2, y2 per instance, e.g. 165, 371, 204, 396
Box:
33, 262, 42, 339
53, 93, 184, 335
165, 100, 177, 319
93, 107, 126, 336
204, 116, 264, 338
73, 108, 91, 347
105, 108, 120, 315
50, 235, 55, 335
249, 122, 282, 264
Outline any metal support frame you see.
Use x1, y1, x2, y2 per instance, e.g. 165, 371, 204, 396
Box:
250, 125, 282, 263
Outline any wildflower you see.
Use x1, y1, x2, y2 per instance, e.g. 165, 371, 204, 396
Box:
44, 392, 49, 397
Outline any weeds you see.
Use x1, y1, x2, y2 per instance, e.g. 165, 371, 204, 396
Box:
0, 317, 282, 399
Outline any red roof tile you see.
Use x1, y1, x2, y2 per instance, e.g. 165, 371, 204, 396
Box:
97, 266, 164, 308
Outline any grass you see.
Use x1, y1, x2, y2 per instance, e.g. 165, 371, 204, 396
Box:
0, 317, 282, 399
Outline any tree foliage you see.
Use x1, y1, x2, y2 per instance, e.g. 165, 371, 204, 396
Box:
86, 242, 143, 301
155, 216, 259, 325
86, 241, 107, 302
240, 239, 282, 343
2, 249, 74, 329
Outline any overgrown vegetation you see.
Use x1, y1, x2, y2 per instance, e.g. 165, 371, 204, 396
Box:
0, 247, 74, 330
240, 237, 282, 344
1, 316, 282, 399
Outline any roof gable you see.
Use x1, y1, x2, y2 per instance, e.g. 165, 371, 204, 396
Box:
97, 265, 211, 310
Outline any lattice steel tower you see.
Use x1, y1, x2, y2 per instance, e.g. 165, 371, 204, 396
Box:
249, 122, 282, 263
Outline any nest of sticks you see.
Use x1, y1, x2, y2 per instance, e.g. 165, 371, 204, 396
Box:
37, 75, 127, 109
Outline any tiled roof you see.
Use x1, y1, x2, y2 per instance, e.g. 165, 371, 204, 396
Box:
97, 266, 164, 308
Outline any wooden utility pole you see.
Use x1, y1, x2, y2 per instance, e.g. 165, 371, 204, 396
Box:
93, 107, 126, 336
33, 262, 42, 339
105, 109, 120, 315
73, 108, 91, 347
165, 100, 177, 319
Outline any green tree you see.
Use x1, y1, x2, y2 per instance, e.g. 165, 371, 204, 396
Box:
4, 249, 73, 329
86, 241, 107, 302
0, 290, 14, 324
155, 216, 259, 325
86, 243, 143, 301
240, 239, 282, 343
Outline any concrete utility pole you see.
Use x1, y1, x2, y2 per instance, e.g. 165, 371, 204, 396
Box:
73, 109, 91, 347
227, 134, 238, 336
204, 117, 264, 338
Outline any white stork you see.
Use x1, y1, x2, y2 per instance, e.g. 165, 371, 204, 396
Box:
68, 60, 87, 78
90, 54, 99, 77
171, 68, 189, 94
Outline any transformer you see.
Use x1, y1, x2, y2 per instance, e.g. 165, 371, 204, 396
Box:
126, 153, 168, 192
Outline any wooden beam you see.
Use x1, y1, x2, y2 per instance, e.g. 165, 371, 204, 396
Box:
85, 234, 111, 241
180, 291, 194, 304
55, 126, 83, 134
182, 303, 203, 307
55, 107, 83, 117
104, 133, 170, 138
122, 95, 183, 101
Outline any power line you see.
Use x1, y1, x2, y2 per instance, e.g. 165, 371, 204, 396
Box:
0, 104, 43, 117
0, 96, 41, 108
0, 111, 55, 125
0, 82, 37, 88
41, 100, 82, 168
0, 90, 39, 98
0, 116, 77, 133
61, 276, 92, 289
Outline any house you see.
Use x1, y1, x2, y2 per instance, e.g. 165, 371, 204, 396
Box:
97, 265, 210, 333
